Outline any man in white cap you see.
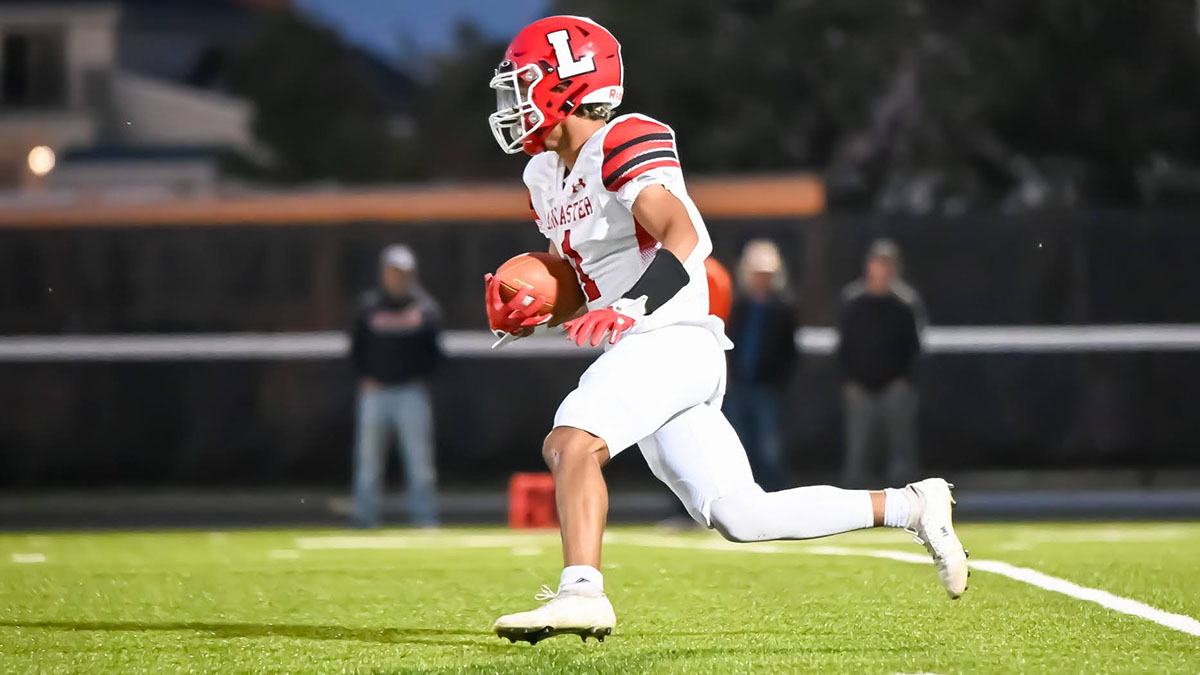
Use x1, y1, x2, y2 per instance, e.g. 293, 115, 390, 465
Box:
724, 240, 800, 491
348, 244, 443, 527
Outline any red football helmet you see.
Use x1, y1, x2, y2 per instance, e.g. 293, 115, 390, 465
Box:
489, 15, 624, 155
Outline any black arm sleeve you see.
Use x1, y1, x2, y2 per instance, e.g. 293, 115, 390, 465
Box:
622, 248, 689, 313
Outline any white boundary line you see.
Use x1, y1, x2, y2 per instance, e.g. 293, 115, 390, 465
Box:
606, 533, 1200, 638
2, 324, 1200, 361
967, 559, 1200, 637
290, 531, 1200, 638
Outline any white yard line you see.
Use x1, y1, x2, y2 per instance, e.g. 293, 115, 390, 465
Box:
11, 553, 45, 564
606, 533, 1200, 638
294, 532, 559, 550
968, 559, 1200, 637
292, 530, 1200, 638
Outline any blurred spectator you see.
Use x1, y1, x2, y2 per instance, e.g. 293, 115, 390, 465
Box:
723, 240, 800, 491
837, 239, 925, 487
349, 245, 443, 528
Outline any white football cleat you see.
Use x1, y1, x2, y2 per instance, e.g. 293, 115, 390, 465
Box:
905, 477, 969, 599
494, 585, 616, 644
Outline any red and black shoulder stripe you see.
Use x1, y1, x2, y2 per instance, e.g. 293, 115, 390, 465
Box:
601, 117, 681, 192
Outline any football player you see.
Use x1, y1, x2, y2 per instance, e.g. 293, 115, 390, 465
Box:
484, 15, 968, 645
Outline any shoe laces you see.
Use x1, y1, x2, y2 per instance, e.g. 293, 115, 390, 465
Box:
534, 585, 558, 602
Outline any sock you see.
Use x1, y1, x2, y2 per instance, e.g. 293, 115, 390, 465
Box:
882, 488, 913, 528
559, 565, 603, 593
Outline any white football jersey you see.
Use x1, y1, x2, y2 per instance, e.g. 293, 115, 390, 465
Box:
523, 113, 729, 343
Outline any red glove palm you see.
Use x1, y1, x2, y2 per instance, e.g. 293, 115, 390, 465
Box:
563, 298, 646, 347
484, 273, 552, 337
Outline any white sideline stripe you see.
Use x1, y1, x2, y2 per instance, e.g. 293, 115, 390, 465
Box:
606, 534, 1200, 638
11, 553, 45, 563
3, 324, 1200, 361
968, 559, 1200, 637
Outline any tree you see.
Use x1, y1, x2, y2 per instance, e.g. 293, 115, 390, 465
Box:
229, 2, 1200, 208
227, 12, 423, 183
531, 1, 1200, 210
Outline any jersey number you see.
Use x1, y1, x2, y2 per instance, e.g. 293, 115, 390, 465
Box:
561, 230, 601, 302
546, 29, 596, 78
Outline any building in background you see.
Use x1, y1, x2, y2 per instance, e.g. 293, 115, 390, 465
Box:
0, 0, 414, 196
0, 0, 271, 193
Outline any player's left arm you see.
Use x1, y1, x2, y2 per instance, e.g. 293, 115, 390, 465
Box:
631, 184, 698, 262
564, 187, 697, 347
564, 116, 698, 346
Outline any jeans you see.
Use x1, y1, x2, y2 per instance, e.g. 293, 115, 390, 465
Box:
841, 380, 918, 488
353, 382, 437, 527
723, 384, 788, 492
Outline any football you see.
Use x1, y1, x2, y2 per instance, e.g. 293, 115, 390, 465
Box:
494, 252, 587, 326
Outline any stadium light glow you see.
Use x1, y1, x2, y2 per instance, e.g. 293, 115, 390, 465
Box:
28, 145, 56, 177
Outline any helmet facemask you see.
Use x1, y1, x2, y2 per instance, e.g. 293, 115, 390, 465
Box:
488, 61, 546, 155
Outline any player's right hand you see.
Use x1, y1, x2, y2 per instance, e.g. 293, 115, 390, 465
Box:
484, 273, 552, 338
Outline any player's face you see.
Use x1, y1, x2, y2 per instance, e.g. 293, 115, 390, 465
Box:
542, 122, 565, 152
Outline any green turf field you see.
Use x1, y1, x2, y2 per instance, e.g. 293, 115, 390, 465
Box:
0, 523, 1197, 674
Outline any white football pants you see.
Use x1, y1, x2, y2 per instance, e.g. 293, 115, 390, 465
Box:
554, 324, 875, 540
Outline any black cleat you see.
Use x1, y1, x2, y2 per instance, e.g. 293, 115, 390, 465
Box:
495, 625, 612, 645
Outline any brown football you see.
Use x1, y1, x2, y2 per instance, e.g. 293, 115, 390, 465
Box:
494, 252, 587, 326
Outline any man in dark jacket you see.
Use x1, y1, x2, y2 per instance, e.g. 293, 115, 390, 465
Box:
837, 239, 924, 488
349, 244, 443, 527
723, 240, 799, 491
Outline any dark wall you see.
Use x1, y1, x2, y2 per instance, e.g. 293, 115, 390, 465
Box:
1, 212, 1198, 488
4, 212, 1199, 335
3, 351, 1198, 489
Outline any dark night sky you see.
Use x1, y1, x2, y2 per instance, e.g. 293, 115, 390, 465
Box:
295, 0, 548, 62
